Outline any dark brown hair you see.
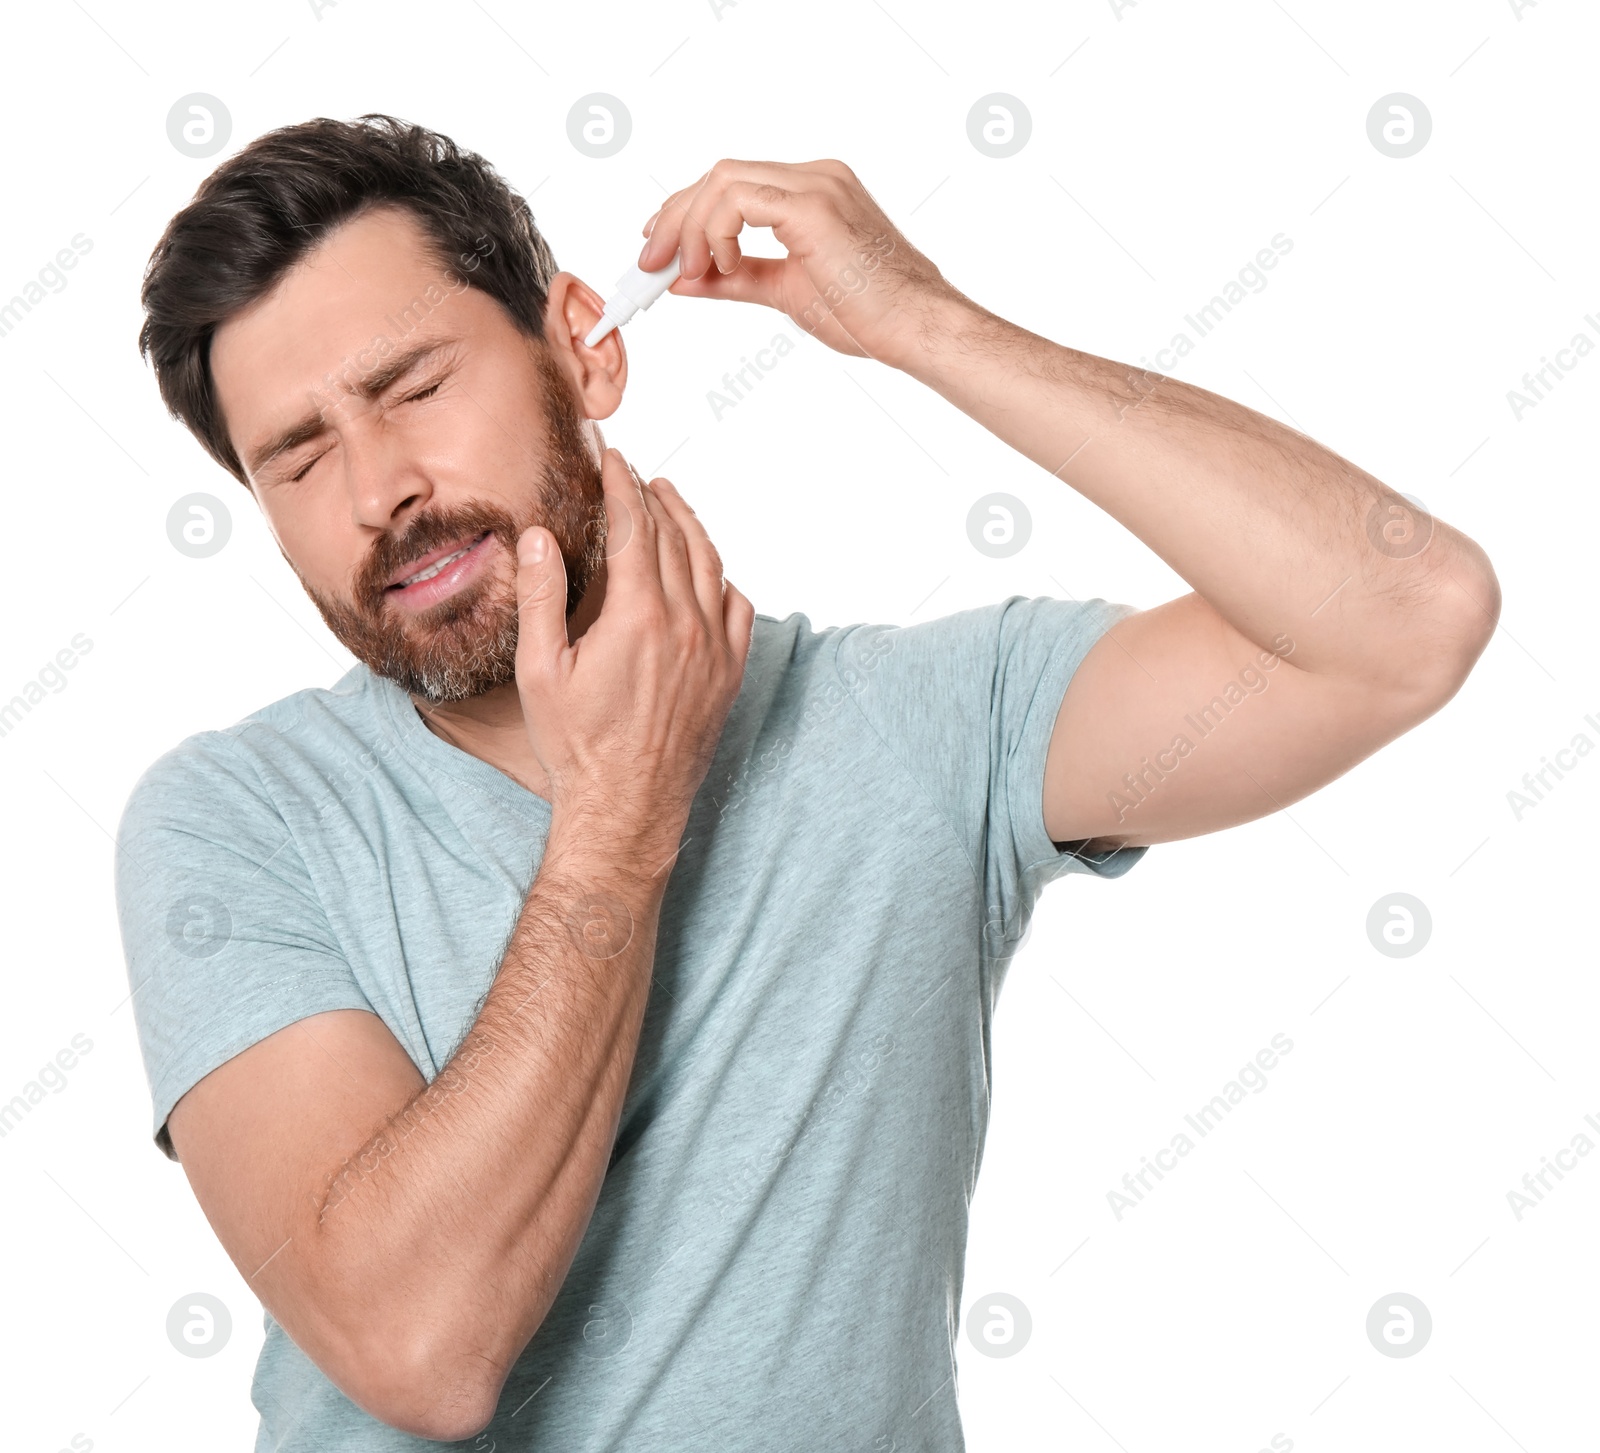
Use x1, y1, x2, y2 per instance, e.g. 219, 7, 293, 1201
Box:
138, 113, 559, 485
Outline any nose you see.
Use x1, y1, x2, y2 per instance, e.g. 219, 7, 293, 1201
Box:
342, 413, 431, 532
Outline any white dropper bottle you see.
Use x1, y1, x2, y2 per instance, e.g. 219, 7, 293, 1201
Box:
583, 256, 682, 347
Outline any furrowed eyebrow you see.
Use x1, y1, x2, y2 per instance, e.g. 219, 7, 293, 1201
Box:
357, 337, 459, 400
248, 414, 325, 479
245, 336, 461, 479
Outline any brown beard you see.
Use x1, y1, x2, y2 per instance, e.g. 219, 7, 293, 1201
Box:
299, 346, 606, 703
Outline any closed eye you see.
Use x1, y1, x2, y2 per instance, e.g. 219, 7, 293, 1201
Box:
288, 450, 327, 484
278, 379, 445, 483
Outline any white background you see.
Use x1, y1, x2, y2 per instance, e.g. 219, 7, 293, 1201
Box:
0, 1, 1593, 1450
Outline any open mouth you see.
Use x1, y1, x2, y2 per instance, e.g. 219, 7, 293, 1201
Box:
384, 531, 494, 606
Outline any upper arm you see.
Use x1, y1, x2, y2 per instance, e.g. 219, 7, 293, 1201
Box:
166, 1008, 429, 1416
1043, 591, 1434, 848
113, 739, 455, 1430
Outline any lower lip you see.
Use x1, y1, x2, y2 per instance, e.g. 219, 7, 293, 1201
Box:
386, 532, 495, 610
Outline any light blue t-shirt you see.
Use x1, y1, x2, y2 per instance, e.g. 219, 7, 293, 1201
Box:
115, 595, 1146, 1452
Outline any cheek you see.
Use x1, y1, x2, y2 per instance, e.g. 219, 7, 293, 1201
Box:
264, 493, 364, 593
424, 386, 551, 498
416, 400, 498, 473
478, 424, 541, 501
362, 404, 491, 525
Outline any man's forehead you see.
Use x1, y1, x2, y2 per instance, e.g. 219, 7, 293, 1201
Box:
216, 208, 457, 370
212, 208, 478, 466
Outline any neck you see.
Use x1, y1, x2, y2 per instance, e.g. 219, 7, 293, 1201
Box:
406, 557, 608, 800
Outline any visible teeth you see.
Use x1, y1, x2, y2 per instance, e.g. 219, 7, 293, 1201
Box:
400, 542, 473, 587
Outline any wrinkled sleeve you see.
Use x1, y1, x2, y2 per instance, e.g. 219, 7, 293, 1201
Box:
839, 595, 1148, 961
114, 733, 373, 1160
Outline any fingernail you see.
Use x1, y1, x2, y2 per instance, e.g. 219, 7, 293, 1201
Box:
520, 532, 546, 563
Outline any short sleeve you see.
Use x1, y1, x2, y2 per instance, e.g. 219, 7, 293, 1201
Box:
840, 595, 1148, 960
114, 734, 374, 1160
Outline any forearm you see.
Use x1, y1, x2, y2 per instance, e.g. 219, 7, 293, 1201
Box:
306, 804, 676, 1426
898, 295, 1498, 690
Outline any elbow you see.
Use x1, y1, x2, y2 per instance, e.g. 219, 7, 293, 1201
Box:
399, 1402, 498, 1446
359, 1368, 499, 1444
330, 1324, 503, 1442
1390, 535, 1502, 712
294, 1224, 545, 1440
294, 1225, 522, 1440
1425, 545, 1501, 702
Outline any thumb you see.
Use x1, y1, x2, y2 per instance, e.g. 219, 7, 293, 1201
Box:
668, 255, 787, 308
515, 526, 569, 680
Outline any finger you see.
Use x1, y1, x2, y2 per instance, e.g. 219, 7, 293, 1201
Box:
671, 179, 813, 286
670, 175, 722, 283
514, 525, 570, 680
639, 160, 816, 272
631, 468, 698, 621
709, 228, 742, 277
673, 173, 785, 280
640, 161, 837, 267
599, 447, 658, 597
699, 183, 757, 275
667, 254, 786, 308
701, 182, 813, 258
647, 474, 727, 634
640, 171, 712, 272
702, 181, 797, 235
722, 579, 756, 672
803, 157, 855, 183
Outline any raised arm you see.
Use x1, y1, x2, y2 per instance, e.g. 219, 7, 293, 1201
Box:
165, 450, 752, 1440
641, 158, 1500, 849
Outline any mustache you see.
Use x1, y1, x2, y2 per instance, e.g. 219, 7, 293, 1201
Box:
351, 500, 525, 613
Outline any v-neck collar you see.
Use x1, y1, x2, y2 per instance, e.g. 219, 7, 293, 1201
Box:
366, 666, 554, 820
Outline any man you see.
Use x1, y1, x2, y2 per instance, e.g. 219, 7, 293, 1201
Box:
118, 114, 1498, 1449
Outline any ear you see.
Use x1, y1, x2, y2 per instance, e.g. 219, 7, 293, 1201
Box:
541, 271, 627, 420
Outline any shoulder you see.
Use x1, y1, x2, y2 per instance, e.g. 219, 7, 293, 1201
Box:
117, 665, 390, 836
750, 608, 896, 672
750, 596, 1121, 695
